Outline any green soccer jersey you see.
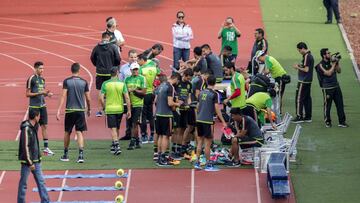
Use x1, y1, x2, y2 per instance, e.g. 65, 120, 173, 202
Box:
230, 72, 246, 109
246, 92, 272, 111
221, 27, 239, 55
139, 60, 161, 94
101, 78, 128, 114
125, 75, 146, 107
265, 56, 287, 79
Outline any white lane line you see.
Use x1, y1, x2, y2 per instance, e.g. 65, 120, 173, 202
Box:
0, 171, 6, 185
124, 169, 132, 203
0, 40, 94, 90
0, 17, 173, 46
57, 170, 69, 202
0, 31, 100, 41
255, 168, 262, 203
191, 169, 195, 203
0, 53, 34, 141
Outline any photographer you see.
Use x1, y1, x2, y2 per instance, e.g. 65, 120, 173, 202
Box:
315, 48, 348, 128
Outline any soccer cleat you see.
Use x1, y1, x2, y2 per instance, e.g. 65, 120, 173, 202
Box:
114, 146, 122, 156
325, 122, 332, 128
204, 162, 220, 172
291, 117, 304, 124
148, 135, 154, 143
43, 147, 55, 156
60, 154, 69, 162
141, 135, 148, 144
338, 123, 349, 128
110, 145, 115, 154
76, 155, 84, 163
95, 111, 103, 117
194, 161, 202, 170
127, 139, 135, 150
156, 159, 173, 167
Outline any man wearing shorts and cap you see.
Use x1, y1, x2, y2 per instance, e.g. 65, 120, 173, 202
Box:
125, 63, 146, 150
100, 67, 131, 155
57, 63, 91, 163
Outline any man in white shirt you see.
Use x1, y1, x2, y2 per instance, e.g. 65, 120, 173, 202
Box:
106, 17, 125, 54
172, 11, 193, 71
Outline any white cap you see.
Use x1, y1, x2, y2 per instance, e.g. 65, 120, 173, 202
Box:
130, 62, 140, 70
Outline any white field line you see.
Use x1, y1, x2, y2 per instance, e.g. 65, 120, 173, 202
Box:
57, 170, 69, 202
0, 171, 6, 185
0, 53, 34, 141
255, 168, 262, 203
124, 169, 132, 203
0, 19, 173, 61
191, 169, 195, 203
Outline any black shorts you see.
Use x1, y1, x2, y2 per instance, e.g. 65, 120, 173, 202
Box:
96, 75, 111, 90
29, 107, 48, 125
196, 122, 214, 138
178, 109, 189, 128
106, 113, 123, 129
65, 111, 87, 133
155, 116, 172, 136
129, 107, 142, 127
172, 110, 180, 128
239, 137, 264, 149
187, 107, 196, 126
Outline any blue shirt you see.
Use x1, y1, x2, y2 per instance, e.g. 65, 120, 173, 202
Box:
119, 63, 132, 81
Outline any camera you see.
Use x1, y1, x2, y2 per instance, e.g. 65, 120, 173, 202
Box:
331, 52, 342, 62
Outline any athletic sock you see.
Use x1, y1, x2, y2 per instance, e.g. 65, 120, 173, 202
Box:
44, 139, 49, 148
64, 148, 68, 156
153, 144, 158, 153
79, 148, 84, 156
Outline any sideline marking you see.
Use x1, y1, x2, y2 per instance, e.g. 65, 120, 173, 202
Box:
255, 168, 262, 203
0, 53, 34, 141
0, 171, 6, 185
191, 169, 195, 203
57, 170, 69, 202
124, 169, 132, 203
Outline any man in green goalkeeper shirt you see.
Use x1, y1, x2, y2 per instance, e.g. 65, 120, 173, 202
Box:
138, 54, 161, 143
125, 62, 147, 150
100, 67, 131, 155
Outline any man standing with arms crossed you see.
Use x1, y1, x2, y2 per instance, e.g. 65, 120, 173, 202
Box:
26, 61, 54, 156
292, 42, 314, 123
138, 54, 161, 143
57, 63, 91, 163
18, 109, 50, 203
100, 67, 131, 155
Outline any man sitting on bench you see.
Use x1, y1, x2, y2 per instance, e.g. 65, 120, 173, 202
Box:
228, 108, 264, 166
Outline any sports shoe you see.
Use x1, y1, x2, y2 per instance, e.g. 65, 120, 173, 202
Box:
204, 162, 220, 172
76, 155, 84, 163
127, 139, 135, 150
60, 154, 69, 162
43, 147, 55, 156
337, 19, 342, 24
148, 135, 154, 143
338, 123, 349, 128
141, 135, 148, 144
291, 117, 304, 124
194, 161, 202, 170
170, 152, 183, 161
110, 144, 115, 154
199, 155, 206, 166
153, 153, 159, 161
303, 118, 312, 123
325, 122, 332, 128
114, 146, 122, 155
325, 20, 332, 24
226, 160, 241, 168
95, 111, 103, 117
156, 159, 173, 167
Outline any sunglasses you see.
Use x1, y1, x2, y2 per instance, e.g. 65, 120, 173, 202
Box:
177, 16, 185, 19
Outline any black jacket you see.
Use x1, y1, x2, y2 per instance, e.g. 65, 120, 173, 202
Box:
90, 41, 121, 75
18, 120, 41, 166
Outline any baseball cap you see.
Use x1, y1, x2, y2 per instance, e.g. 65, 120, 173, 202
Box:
130, 62, 140, 70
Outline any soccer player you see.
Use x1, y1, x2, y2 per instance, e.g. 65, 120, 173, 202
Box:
223, 62, 247, 110
201, 44, 224, 83
292, 42, 314, 123
56, 63, 91, 163
17, 109, 50, 203
194, 75, 227, 171
100, 67, 131, 155
124, 63, 147, 150
26, 61, 54, 156
138, 54, 161, 143
155, 73, 182, 166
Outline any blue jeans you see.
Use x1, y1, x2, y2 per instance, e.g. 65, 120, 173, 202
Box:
17, 163, 49, 203
173, 47, 190, 70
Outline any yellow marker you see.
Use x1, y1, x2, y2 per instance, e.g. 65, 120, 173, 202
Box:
116, 169, 125, 177
114, 180, 123, 189
115, 194, 124, 203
